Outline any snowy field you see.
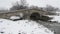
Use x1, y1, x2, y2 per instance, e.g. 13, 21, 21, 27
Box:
0, 18, 54, 34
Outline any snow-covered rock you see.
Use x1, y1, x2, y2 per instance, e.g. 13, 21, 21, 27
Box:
0, 19, 54, 34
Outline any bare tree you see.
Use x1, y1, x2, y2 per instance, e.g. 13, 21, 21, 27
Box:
10, 0, 28, 10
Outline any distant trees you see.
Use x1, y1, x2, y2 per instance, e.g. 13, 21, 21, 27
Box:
29, 5, 39, 9
10, 0, 28, 10
44, 5, 59, 12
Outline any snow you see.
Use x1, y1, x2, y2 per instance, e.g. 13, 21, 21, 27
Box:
56, 12, 60, 13
56, 11, 60, 16
10, 13, 23, 20
47, 15, 60, 23
10, 16, 20, 20
0, 19, 54, 34
50, 16, 60, 22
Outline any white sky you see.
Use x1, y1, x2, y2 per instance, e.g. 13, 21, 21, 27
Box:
0, 0, 60, 9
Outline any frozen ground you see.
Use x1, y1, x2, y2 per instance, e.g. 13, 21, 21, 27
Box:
0, 19, 54, 34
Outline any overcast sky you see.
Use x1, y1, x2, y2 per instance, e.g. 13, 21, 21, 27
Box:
0, 0, 60, 9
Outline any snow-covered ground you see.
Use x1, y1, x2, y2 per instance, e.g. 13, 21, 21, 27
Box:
49, 16, 60, 22
0, 19, 54, 34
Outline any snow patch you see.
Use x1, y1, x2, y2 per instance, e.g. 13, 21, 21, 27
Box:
47, 15, 60, 23
10, 16, 20, 20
